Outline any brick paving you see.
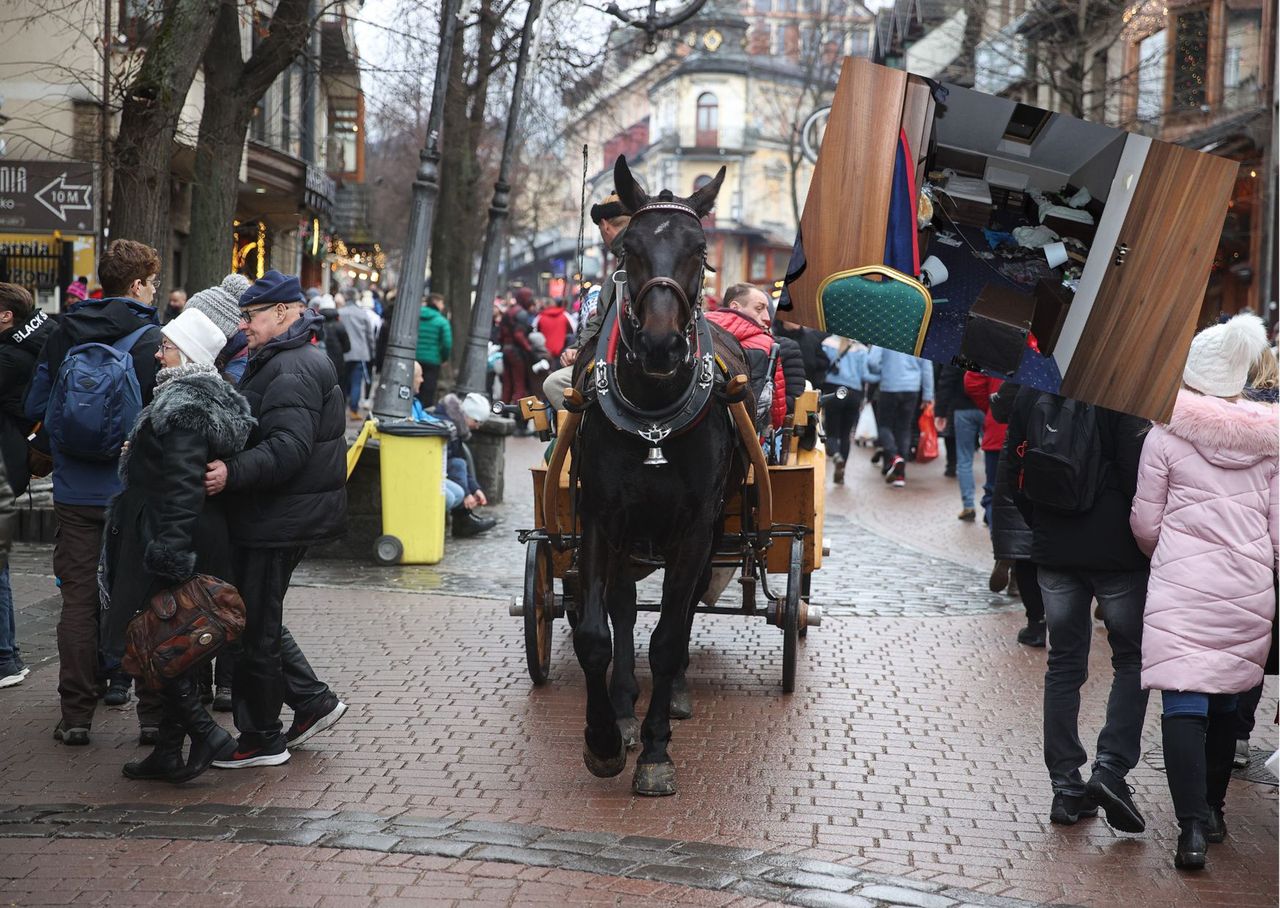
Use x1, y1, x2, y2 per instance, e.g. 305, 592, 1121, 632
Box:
1, 436, 1276, 907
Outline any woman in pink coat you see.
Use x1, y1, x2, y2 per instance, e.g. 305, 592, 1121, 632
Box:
1130, 312, 1278, 872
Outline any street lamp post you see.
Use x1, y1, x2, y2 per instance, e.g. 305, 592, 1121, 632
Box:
454, 0, 543, 397
371, 0, 466, 420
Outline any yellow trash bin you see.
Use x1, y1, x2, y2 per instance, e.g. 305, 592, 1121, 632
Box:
374, 420, 452, 565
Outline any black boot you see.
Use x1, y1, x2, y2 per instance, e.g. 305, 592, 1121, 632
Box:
451, 507, 496, 538
1204, 709, 1236, 843
1162, 714, 1209, 870
122, 685, 185, 781
167, 674, 235, 783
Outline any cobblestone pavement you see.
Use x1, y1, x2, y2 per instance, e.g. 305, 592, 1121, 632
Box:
3, 437, 1276, 907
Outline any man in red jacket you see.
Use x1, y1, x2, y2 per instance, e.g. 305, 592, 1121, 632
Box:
707, 283, 793, 430
963, 372, 1006, 527
534, 300, 572, 360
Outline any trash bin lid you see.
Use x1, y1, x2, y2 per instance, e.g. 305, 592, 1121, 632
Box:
378, 419, 453, 438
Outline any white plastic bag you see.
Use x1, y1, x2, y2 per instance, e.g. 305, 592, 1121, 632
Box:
854, 401, 877, 444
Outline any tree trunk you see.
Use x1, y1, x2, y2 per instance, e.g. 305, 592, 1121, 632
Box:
109, 0, 222, 273
185, 0, 311, 292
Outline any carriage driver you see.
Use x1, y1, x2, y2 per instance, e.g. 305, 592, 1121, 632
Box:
541, 194, 631, 410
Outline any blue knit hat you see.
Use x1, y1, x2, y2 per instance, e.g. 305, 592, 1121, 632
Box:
239, 270, 304, 308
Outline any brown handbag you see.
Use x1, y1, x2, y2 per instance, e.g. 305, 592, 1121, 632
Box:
122, 574, 246, 691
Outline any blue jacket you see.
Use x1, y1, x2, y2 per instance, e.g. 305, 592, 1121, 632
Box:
824, 342, 867, 391
865, 347, 933, 402
24, 297, 160, 506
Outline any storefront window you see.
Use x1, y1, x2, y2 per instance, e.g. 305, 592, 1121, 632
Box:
1171, 9, 1209, 111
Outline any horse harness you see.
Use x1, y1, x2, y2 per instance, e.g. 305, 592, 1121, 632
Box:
568, 199, 740, 466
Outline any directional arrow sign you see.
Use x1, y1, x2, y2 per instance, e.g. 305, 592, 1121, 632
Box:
34, 173, 93, 222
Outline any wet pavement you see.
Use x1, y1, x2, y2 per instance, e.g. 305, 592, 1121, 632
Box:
2, 436, 1276, 907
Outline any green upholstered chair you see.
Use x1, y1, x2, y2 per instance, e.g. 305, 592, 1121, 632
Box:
816, 265, 932, 356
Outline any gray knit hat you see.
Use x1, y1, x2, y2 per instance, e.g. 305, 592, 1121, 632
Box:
186, 274, 251, 339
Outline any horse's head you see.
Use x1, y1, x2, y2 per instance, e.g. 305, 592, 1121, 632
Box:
613, 155, 725, 378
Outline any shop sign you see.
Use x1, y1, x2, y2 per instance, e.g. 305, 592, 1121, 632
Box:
0, 161, 96, 232
304, 165, 336, 216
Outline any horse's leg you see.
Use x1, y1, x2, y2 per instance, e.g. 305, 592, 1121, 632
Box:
608, 576, 640, 748
574, 522, 625, 778
670, 588, 698, 721
633, 541, 712, 797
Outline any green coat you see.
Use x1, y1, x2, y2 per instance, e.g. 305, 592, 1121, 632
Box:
416, 305, 453, 365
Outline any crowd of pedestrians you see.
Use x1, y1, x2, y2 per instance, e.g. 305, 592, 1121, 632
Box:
0, 241, 350, 781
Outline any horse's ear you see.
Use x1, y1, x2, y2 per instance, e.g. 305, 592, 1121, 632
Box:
614, 155, 648, 214
688, 166, 726, 219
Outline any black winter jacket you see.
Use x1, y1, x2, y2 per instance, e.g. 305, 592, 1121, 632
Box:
776, 335, 807, 414
774, 323, 830, 389
988, 383, 1030, 561
319, 309, 350, 380
99, 367, 255, 661
225, 310, 348, 547
0, 309, 54, 494
1006, 390, 1150, 572
935, 365, 981, 420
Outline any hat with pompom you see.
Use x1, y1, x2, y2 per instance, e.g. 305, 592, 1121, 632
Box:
187, 274, 251, 339
1183, 312, 1271, 398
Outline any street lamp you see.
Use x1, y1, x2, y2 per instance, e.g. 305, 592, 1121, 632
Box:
454, 0, 543, 397
371, 0, 467, 420
605, 0, 710, 53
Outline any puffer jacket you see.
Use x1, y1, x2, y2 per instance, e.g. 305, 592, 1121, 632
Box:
0, 308, 54, 494
225, 310, 348, 547
99, 366, 255, 661
989, 383, 1031, 561
707, 308, 786, 429
1131, 389, 1279, 694
416, 304, 453, 366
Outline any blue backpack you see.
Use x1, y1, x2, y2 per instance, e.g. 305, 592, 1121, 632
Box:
45, 324, 155, 461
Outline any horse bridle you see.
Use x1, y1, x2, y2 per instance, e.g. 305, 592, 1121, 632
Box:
614, 201, 709, 366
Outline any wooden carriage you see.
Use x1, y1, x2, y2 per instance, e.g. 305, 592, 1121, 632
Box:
511, 388, 830, 694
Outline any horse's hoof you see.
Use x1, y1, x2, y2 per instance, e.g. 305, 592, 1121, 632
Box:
633, 761, 677, 797
670, 684, 693, 720
617, 716, 641, 749
583, 741, 627, 778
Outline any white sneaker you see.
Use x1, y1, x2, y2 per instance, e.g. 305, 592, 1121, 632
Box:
0, 669, 25, 689
1234, 738, 1251, 769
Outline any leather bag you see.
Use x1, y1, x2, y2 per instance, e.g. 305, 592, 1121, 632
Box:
122, 575, 246, 691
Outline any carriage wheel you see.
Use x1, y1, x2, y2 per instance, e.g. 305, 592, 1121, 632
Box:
782, 536, 802, 693
523, 540, 555, 684
799, 571, 812, 639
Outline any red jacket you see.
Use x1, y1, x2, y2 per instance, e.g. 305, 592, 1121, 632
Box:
963, 373, 1007, 451
707, 308, 786, 429
536, 306, 571, 358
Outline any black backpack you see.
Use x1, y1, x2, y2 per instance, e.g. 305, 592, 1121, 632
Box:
1017, 394, 1106, 512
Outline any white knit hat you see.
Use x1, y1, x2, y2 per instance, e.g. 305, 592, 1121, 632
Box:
1183, 312, 1271, 398
162, 308, 227, 367
461, 392, 491, 424
187, 273, 251, 339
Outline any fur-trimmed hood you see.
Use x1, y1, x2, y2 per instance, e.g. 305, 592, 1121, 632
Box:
436, 393, 471, 441
1165, 388, 1278, 470
120, 370, 255, 478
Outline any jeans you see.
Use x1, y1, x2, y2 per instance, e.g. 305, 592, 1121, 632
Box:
982, 450, 1000, 526
953, 409, 983, 508
444, 479, 464, 510
346, 361, 366, 412
230, 546, 331, 749
0, 565, 17, 669
52, 503, 106, 727
876, 390, 919, 463
821, 384, 862, 462
1040, 566, 1150, 796
1162, 690, 1238, 718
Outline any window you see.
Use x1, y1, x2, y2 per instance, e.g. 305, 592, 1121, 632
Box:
1223, 6, 1263, 109
1136, 29, 1166, 123
1001, 103, 1051, 144
1171, 8, 1209, 110
695, 93, 718, 147
770, 24, 786, 55
330, 104, 359, 173
1223, 46, 1241, 89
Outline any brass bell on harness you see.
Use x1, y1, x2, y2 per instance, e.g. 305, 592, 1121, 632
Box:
644, 446, 668, 466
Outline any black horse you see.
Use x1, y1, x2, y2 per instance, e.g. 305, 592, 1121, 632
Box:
570, 156, 748, 796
